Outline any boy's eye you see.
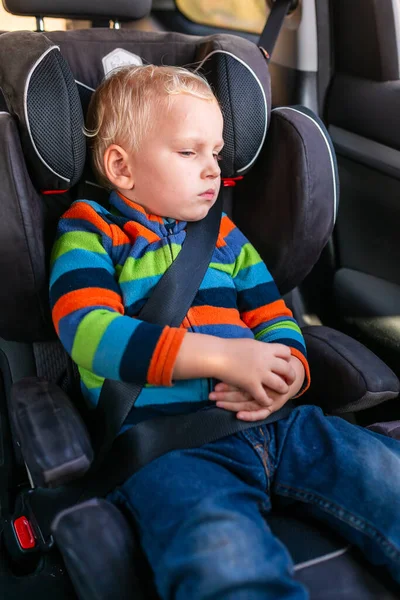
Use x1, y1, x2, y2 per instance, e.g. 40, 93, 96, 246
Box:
214, 154, 223, 161
179, 151, 195, 157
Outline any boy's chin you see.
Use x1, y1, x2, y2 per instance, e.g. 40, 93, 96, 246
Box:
186, 208, 210, 222
185, 202, 215, 222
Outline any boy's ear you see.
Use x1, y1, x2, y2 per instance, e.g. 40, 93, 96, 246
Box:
103, 144, 134, 190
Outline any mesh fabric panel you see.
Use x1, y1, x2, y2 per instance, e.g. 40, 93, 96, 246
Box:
209, 53, 266, 177
33, 341, 80, 398
33, 340, 66, 383
27, 49, 85, 187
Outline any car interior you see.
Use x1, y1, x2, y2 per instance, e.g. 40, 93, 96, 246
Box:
0, 1, 400, 599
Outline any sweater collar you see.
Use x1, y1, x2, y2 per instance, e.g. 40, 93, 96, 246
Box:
109, 191, 187, 236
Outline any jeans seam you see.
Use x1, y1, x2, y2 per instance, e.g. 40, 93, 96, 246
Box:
275, 482, 400, 563
241, 426, 273, 492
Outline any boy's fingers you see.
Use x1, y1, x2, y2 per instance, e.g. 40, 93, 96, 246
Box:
213, 382, 240, 393
209, 390, 249, 402
272, 359, 296, 384
236, 408, 273, 421
263, 373, 289, 395
250, 385, 274, 407
215, 400, 262, 412
271, 344, 292, 360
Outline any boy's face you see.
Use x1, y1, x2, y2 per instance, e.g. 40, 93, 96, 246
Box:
125, 94, 224, 221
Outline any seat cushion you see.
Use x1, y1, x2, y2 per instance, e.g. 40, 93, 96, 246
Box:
269, 512, 399, 599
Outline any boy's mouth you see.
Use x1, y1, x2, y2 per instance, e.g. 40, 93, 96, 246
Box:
199, 189, 216, 200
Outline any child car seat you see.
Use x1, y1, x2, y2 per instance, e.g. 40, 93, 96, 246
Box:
0, 8, 399, 600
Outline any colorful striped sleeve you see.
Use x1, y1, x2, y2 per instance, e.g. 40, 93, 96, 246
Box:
49, 200, 185, 386
224, 216, 310, 395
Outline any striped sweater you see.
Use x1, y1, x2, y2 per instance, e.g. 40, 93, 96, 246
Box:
50, 191, 310, 420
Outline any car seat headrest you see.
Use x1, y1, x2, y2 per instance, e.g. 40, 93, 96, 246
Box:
198, 50, 268, 177
46, 29, 271, 181
0, 31, 86, 191
3, 0, 151, 21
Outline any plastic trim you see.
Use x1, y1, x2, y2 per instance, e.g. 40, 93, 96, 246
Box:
329, 125, 400, 181
24, 45, 70, 183
391, 0, 400, 77
272, 0, 318, 72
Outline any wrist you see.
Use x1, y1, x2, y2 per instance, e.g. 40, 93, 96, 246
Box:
289, 355, 306, 397
173, 332, 228, 380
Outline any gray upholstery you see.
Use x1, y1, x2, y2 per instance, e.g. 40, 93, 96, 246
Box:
328, 0, 400, 151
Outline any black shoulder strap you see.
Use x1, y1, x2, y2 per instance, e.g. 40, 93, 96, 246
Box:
93, 191, 223, 464
259, 0, 294, 61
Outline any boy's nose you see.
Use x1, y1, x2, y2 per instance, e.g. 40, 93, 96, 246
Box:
204, 160, 221, 179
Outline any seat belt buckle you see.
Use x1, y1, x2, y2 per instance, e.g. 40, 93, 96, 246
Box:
3, 489, 54, 573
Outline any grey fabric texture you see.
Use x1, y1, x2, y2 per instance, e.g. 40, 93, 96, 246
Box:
332, 0, 399, 82
27, 49, 86, 186
367, 420, 400, 440
301, 326, 400, 414
200, 51, 267, 177
33, 341, 66, 383
328, 75, 400, 152
234, 106, 338, 294
334, 268, 400, 319
328, 0, 400, 152
0, 112, 52, 340
3, 0, 151, 21
0, 31, 86, 190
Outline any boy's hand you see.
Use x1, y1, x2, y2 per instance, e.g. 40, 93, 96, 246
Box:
213, 339, 297, 408
209, 383, 290, 421
209, 354, 305, 421
174, 335, 304, 416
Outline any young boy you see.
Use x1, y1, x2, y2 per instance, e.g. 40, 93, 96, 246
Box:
50, 65, 400, 599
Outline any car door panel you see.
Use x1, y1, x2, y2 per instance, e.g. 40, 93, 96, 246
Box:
323, 0, 400, 376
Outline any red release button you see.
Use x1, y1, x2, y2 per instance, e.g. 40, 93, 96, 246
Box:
13, 516, 36, 550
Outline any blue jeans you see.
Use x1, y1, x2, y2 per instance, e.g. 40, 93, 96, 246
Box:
109, 406, 400, 599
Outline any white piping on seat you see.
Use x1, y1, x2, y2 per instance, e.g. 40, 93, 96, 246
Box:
272, 106, 338, 221
24, 45, 70, 183
294, 545, 351, 572
75, 80, 95, 92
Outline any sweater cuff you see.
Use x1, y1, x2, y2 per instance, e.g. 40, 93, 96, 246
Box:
147, 326, 186, 386
290, 347, 311, 398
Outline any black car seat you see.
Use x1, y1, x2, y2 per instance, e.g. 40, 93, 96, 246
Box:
0, 7, 399, 600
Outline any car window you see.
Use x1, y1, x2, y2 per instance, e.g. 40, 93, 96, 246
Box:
0, 3, 66, 30
176, 0, 267, 34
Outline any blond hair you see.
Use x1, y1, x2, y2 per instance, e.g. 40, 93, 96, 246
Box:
85, 64, 217, 188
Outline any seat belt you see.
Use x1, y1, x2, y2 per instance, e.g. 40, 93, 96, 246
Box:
259, 0, 294, 61
93, 189, 223, 466
82, 402, 293, 500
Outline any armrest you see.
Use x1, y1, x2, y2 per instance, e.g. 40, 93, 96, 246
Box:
11, 377, 94, 488
52, 499, 143, 600
301, 326, 400, 414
